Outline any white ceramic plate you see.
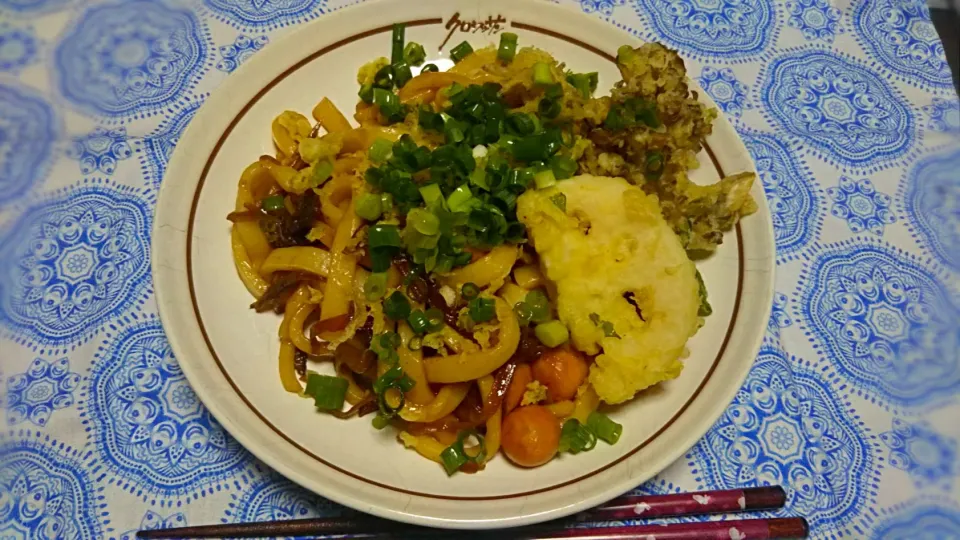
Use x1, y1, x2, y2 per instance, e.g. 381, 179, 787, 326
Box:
152, 0, 775, 529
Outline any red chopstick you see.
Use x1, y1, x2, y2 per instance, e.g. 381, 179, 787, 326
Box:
136, 486, 792, 539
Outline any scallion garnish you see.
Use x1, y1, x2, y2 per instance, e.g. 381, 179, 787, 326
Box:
358, 83, 374, 103
450, 41, 474, 63
368, 138, 394, 163
440, 430, 486, 475
535, 320, 569, 347
356, 193, 383, 221
393, 61, 413, 88
373, 64, 394, 89
497, 32, 518, 63
532, 62, 554, 85
558, 418, 597, 454
461, 282, 480, 300
446, 184, 473, 212
372, 87, 407, 124
566, 72, 599, 99
384, 291, 412, 320
524, 289, 551, 323
420, 63, 439, 73
425, 307, 445, 332
403, 42, 427, 66
304, 373, 349, 411
407, 309, 431, 335
261, 194, 285, 212
550, 155, 577, 180
533, 169, 557, 190
364, 271, 388, 301
408, 335, 423, 351
408, 208, 440, 236
587, 412, 623, 445
538, 97, 561, 120
391, 23, 405, 64
468, 297, 495, 323
373, 365, 415, 417
308, 160, 333, 188
418, 183, 443, 207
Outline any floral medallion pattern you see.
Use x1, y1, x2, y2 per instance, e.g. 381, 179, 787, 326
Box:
0, 182, 152, 351
84, 318, 252, 496
5, 357, 80, 427
54, 1, 209, 119
795, 240, 960, 408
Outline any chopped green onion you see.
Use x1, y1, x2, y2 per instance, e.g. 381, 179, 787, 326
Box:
373, 365, 413, 417
535, 320, 569, 347
384, 291, 412, 320
446, 184, 473, 213
425, 307, 445, 332
550, 155, 578, 180
369, 138, 394, 163
370, 331, 401, 363
311, 159, 334, 187
524, 289, 551, 323
419, 183, 443, 207
440, 430, 486, 475
558, 419, 597, 454
461, 282, 480, 300
373, 65, 394, 89
261, 195, 285, 212
497, 32, 518, 63
604, 104, 627, 131
420, 63, 439, 73
513, 302, 534, 324
533, 62, 554, 85
403, 42, 427, 66
468, 297, 496, 323
549, 192, 567, 212
391, 23, 405, 64
304, 373, 349, 411
372, 414, 391, 430
380, 193, 394, 212
440, 439, 469, 475
617, 45, 636, 63
393, 61, 413, 88
566, 72, 599, 99
534, 169, 557, 190
587, 412, 623, 445
364, 271, 388, 301
544, 83, 563, 100
373, 88, 406, 123
368, 224, 403, 249
408, 208, 440, 235
356, 193, 383, 221
696, 270, 712, 317
508, 113, 536, 136
358, 83, 374, 104
408, 335, 423, 351
450, 41, 474, 63
408, 309, 431, 334
538, 98, 561, 119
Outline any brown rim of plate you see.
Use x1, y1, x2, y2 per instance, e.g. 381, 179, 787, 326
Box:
185, 18, 746, 501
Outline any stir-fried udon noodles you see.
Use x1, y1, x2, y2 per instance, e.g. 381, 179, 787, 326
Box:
228, 26, 757, 474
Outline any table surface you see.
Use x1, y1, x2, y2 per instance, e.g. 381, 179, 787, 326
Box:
1, 0, 959, 538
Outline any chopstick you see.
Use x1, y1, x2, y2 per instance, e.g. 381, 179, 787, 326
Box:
137, 486, 792, 539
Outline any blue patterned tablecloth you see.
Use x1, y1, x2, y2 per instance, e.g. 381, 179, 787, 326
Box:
1, 0, 958, 538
